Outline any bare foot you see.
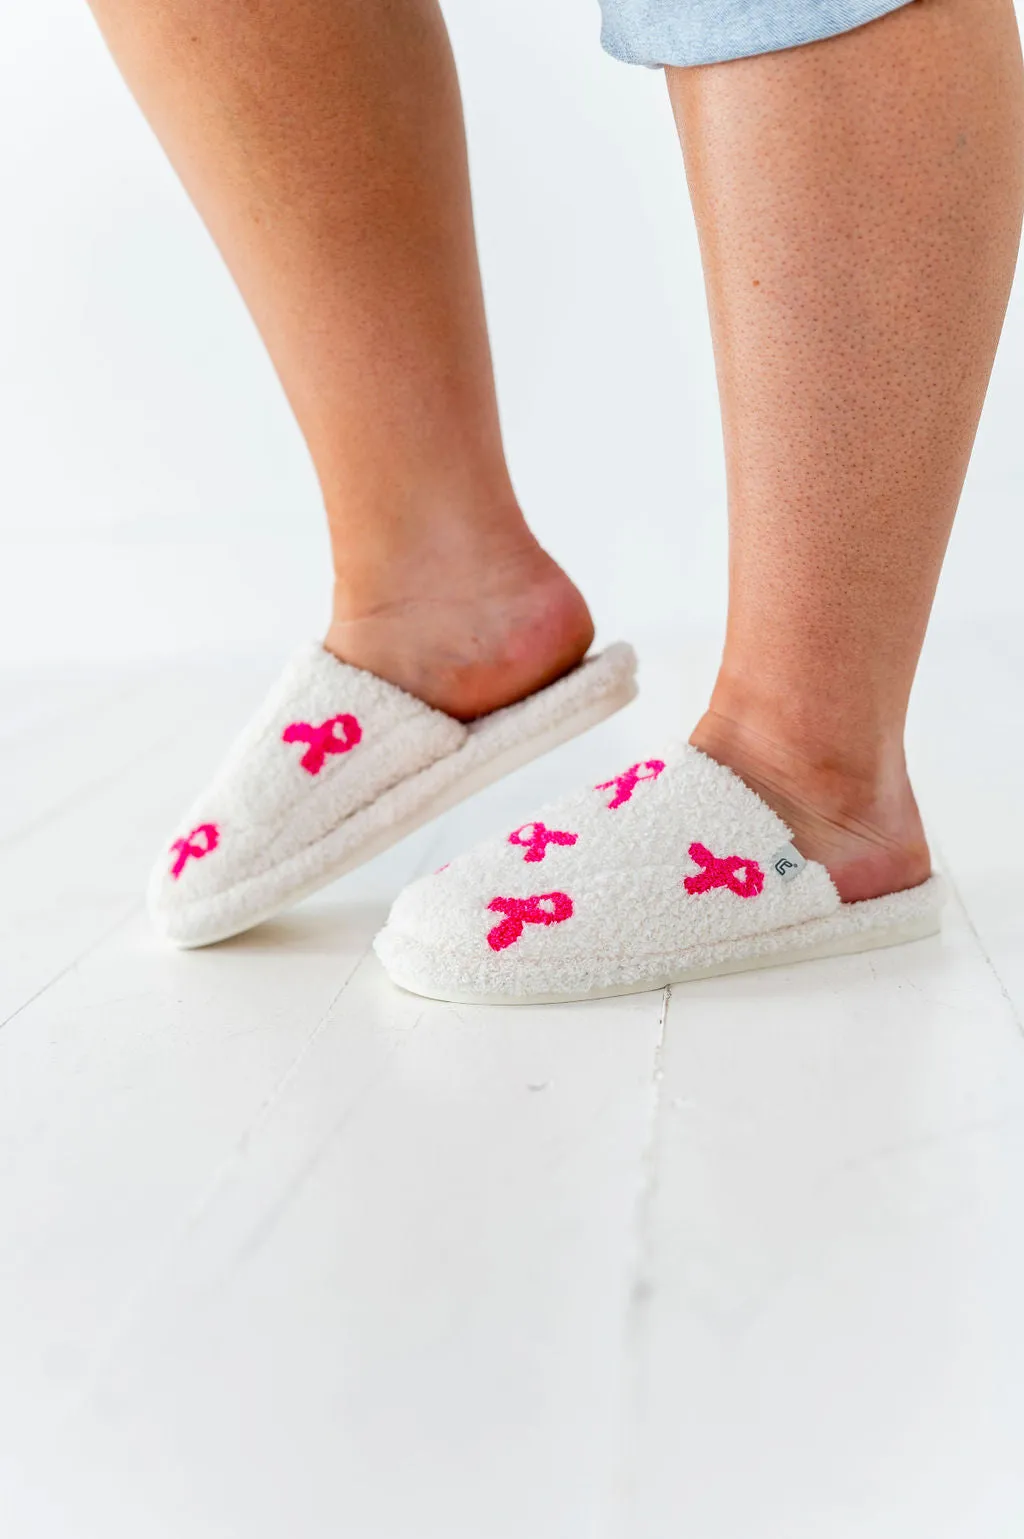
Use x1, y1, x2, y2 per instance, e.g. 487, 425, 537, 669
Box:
324, 538, 595, 721
690, 708, 932, 904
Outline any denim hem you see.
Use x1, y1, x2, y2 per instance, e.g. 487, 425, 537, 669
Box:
599, 0, 916, 69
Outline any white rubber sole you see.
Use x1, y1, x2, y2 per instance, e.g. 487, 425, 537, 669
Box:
379, 879, 944, 1006
163, 650, 638, 949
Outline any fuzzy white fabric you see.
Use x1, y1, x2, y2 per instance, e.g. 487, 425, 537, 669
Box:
149, 641, 637, 948
374, 742, 945, 1004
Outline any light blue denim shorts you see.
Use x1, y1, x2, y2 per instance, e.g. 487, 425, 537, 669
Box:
598, 0, 915, 68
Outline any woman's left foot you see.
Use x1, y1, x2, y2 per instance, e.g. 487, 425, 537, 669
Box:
148, 639, 637, 949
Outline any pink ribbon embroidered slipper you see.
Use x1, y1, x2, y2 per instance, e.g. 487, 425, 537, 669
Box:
148, 641, 637, 948
373, 743, 944, 1004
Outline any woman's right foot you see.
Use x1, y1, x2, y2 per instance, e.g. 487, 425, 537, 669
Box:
373, 738, 943, 1006
689, 708, 932, 905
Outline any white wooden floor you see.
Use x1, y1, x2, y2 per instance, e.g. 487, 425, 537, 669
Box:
1, 625, 1022, 1539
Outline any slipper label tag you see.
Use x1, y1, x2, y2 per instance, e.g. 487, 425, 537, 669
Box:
771, 844, 806, 882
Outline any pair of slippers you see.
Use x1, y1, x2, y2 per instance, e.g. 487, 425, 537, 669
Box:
149, 643, 943, 1004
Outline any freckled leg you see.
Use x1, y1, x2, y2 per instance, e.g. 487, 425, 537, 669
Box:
669, 0, 1024, 899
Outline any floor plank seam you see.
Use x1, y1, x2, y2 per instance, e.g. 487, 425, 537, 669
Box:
935, 839, 1024, 1043
626, 981, 671, 1320
608, 984, 672, 1521
58, 940, 378, 1428
0, 898, 141, 1033
0, 668, 252, 857
226, 1036, 419, 1276
0, 712, 203, 857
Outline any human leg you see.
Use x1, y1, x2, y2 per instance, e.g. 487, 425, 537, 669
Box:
670, 0, 1024, 900
86, 0, 593, 719
376, 0, 1024, 1002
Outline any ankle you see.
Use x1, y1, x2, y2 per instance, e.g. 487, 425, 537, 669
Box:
689, 705, 931, 904
324, 535, 594, 720
330, 511, 547, 622
327, 487, 538, 611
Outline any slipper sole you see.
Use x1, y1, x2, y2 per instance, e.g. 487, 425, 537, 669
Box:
377, 877, 944, 1006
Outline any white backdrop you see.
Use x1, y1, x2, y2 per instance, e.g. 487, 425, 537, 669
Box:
2, 0, 1023, 666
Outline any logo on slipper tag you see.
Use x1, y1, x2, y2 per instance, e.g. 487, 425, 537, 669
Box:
771, 843, 806, 882
684, 842, 764, 899
282, 713, 362, 775
486, 892, 574, 952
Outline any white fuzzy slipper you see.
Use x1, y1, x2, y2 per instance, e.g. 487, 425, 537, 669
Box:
373, 743, 944, 1004
148, 641, 637, 948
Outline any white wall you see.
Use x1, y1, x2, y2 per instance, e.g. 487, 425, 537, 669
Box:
2, 0, 1022, 666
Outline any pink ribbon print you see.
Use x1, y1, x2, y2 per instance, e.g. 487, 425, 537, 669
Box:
507, 821, 578, 863
486, 892, 574, 952
683, 841, 765, 900
595, 759, 665, 810
169, 822, 219, 880
282, 713, 362, 775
